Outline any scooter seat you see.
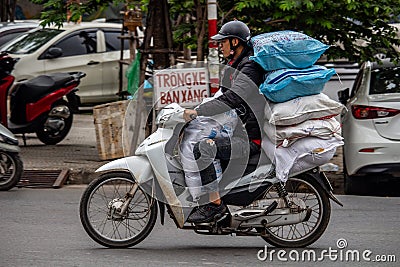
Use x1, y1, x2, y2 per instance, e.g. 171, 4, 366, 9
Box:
17, 73, 74, 103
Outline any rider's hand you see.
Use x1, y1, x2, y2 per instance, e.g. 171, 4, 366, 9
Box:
183, 109, 197, 122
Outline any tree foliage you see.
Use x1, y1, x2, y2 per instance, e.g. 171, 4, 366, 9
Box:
228, 0, 400, 63
30, 0, 400, 63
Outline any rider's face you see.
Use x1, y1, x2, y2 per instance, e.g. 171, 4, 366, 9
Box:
219, 38, 240, 59
219, 39, 231, 58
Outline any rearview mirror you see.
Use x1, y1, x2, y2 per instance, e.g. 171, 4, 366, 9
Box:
337, 88, 350, 105
45, 47, 63, 59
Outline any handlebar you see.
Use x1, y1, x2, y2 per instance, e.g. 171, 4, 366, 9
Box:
68, 71, 86, 80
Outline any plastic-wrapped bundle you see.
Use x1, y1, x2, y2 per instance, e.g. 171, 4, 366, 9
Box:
179, 93, 238, 200
259, 65, 336, 103
250, 30, 329, 71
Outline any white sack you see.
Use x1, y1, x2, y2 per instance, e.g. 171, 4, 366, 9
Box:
262, 135, 344, 182
264, 117, 341, 147
265, 93, 345, 126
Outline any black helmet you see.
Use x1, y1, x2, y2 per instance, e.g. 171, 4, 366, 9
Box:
211, 21, 251, 43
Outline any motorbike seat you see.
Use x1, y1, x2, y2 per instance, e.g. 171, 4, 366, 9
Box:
15, 73, 74, 103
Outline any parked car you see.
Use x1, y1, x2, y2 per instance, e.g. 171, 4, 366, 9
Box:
338, 58, 400, 195
0, 22, 137, 105
0, 21, 39, 47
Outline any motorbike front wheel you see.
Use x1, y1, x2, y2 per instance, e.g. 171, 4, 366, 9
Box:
0, 151, 23, 191
79, 171, 157, 248
260, 173, 331, 248
36, 100, 73, 145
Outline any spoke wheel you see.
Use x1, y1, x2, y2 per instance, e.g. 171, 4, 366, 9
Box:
0, 152, 23, 191
261, 174, 331, 248
79, 171, 157, 248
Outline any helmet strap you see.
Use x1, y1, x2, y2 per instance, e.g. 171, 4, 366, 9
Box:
228, 38, 238, 59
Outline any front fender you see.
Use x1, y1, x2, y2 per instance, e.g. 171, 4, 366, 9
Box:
96, 156, 154, 184
0, 143, 20, 153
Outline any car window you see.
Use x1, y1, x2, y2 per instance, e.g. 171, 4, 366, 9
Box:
0, 28, 34, 47
370, 66, 400, 94
104, 29, 129, 52
0, 28, 62, 54
350, 66, 364, 98
0, 32, 23, 46
53, 30, 97, 57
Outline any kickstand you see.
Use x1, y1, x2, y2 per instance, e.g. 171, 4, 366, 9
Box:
22, 134, 27, 146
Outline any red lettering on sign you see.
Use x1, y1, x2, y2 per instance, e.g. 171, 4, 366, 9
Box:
163, 74, 170, 87
159, 89, 208, 105
181, 90, 187, 103
160, 92, 166, 104
172, 90, 180, 103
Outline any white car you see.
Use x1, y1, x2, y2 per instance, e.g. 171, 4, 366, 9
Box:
338, 58, 400, 194
0, 21, 39, 47
1, 22, 135, 105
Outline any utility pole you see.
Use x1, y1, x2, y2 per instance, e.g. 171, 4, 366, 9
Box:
207, 0, 219, 96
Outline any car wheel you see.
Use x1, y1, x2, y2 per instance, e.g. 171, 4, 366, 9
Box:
343, 158, 371, 195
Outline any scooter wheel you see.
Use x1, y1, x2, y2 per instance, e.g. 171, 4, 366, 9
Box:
36, 101, 73, 145
0, 152, 23, 191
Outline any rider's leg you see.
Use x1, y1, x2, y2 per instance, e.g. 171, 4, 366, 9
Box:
187, 137, 250, 223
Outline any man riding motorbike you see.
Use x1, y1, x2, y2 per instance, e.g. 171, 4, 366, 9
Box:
183, 20, 267, 223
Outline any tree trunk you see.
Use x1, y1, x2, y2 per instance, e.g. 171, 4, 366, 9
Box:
195, 0, 207, 61
0, 0, 16, 22
151, 0, 174, 69
132, 0, 175, 144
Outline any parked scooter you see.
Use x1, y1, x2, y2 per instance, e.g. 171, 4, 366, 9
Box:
79, 103, 343, 248
0, 123, 23, 191
0, 52, 85, 145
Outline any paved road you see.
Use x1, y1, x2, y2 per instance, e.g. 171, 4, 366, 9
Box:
0, 186, 398, 267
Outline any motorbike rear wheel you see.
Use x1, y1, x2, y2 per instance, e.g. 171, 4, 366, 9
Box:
0, 152, 23, 191
260, 173, 331, 248
79, 171, 157, 248
36, 100, 73, 145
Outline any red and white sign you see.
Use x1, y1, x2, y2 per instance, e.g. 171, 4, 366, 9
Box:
153, 68, 209, 108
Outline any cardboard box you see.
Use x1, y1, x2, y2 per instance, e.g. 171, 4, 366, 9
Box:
93, 100, 146, 160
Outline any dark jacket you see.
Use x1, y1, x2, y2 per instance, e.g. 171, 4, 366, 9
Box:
195, 46, 266, 140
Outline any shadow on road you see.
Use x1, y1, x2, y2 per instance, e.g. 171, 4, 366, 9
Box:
351, 178, 400, 197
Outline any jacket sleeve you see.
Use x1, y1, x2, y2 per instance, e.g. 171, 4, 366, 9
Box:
196, 59, 263, 117
195, 87, 242, 116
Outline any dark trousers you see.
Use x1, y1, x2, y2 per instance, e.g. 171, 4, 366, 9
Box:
193, 137, 259, 193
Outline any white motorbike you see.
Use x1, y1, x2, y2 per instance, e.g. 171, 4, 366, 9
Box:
79, 103, 342, 248
0, 123, 23, 191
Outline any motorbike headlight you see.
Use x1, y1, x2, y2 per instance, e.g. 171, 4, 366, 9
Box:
155, 113, 171, 127
155, 103, 184, 127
